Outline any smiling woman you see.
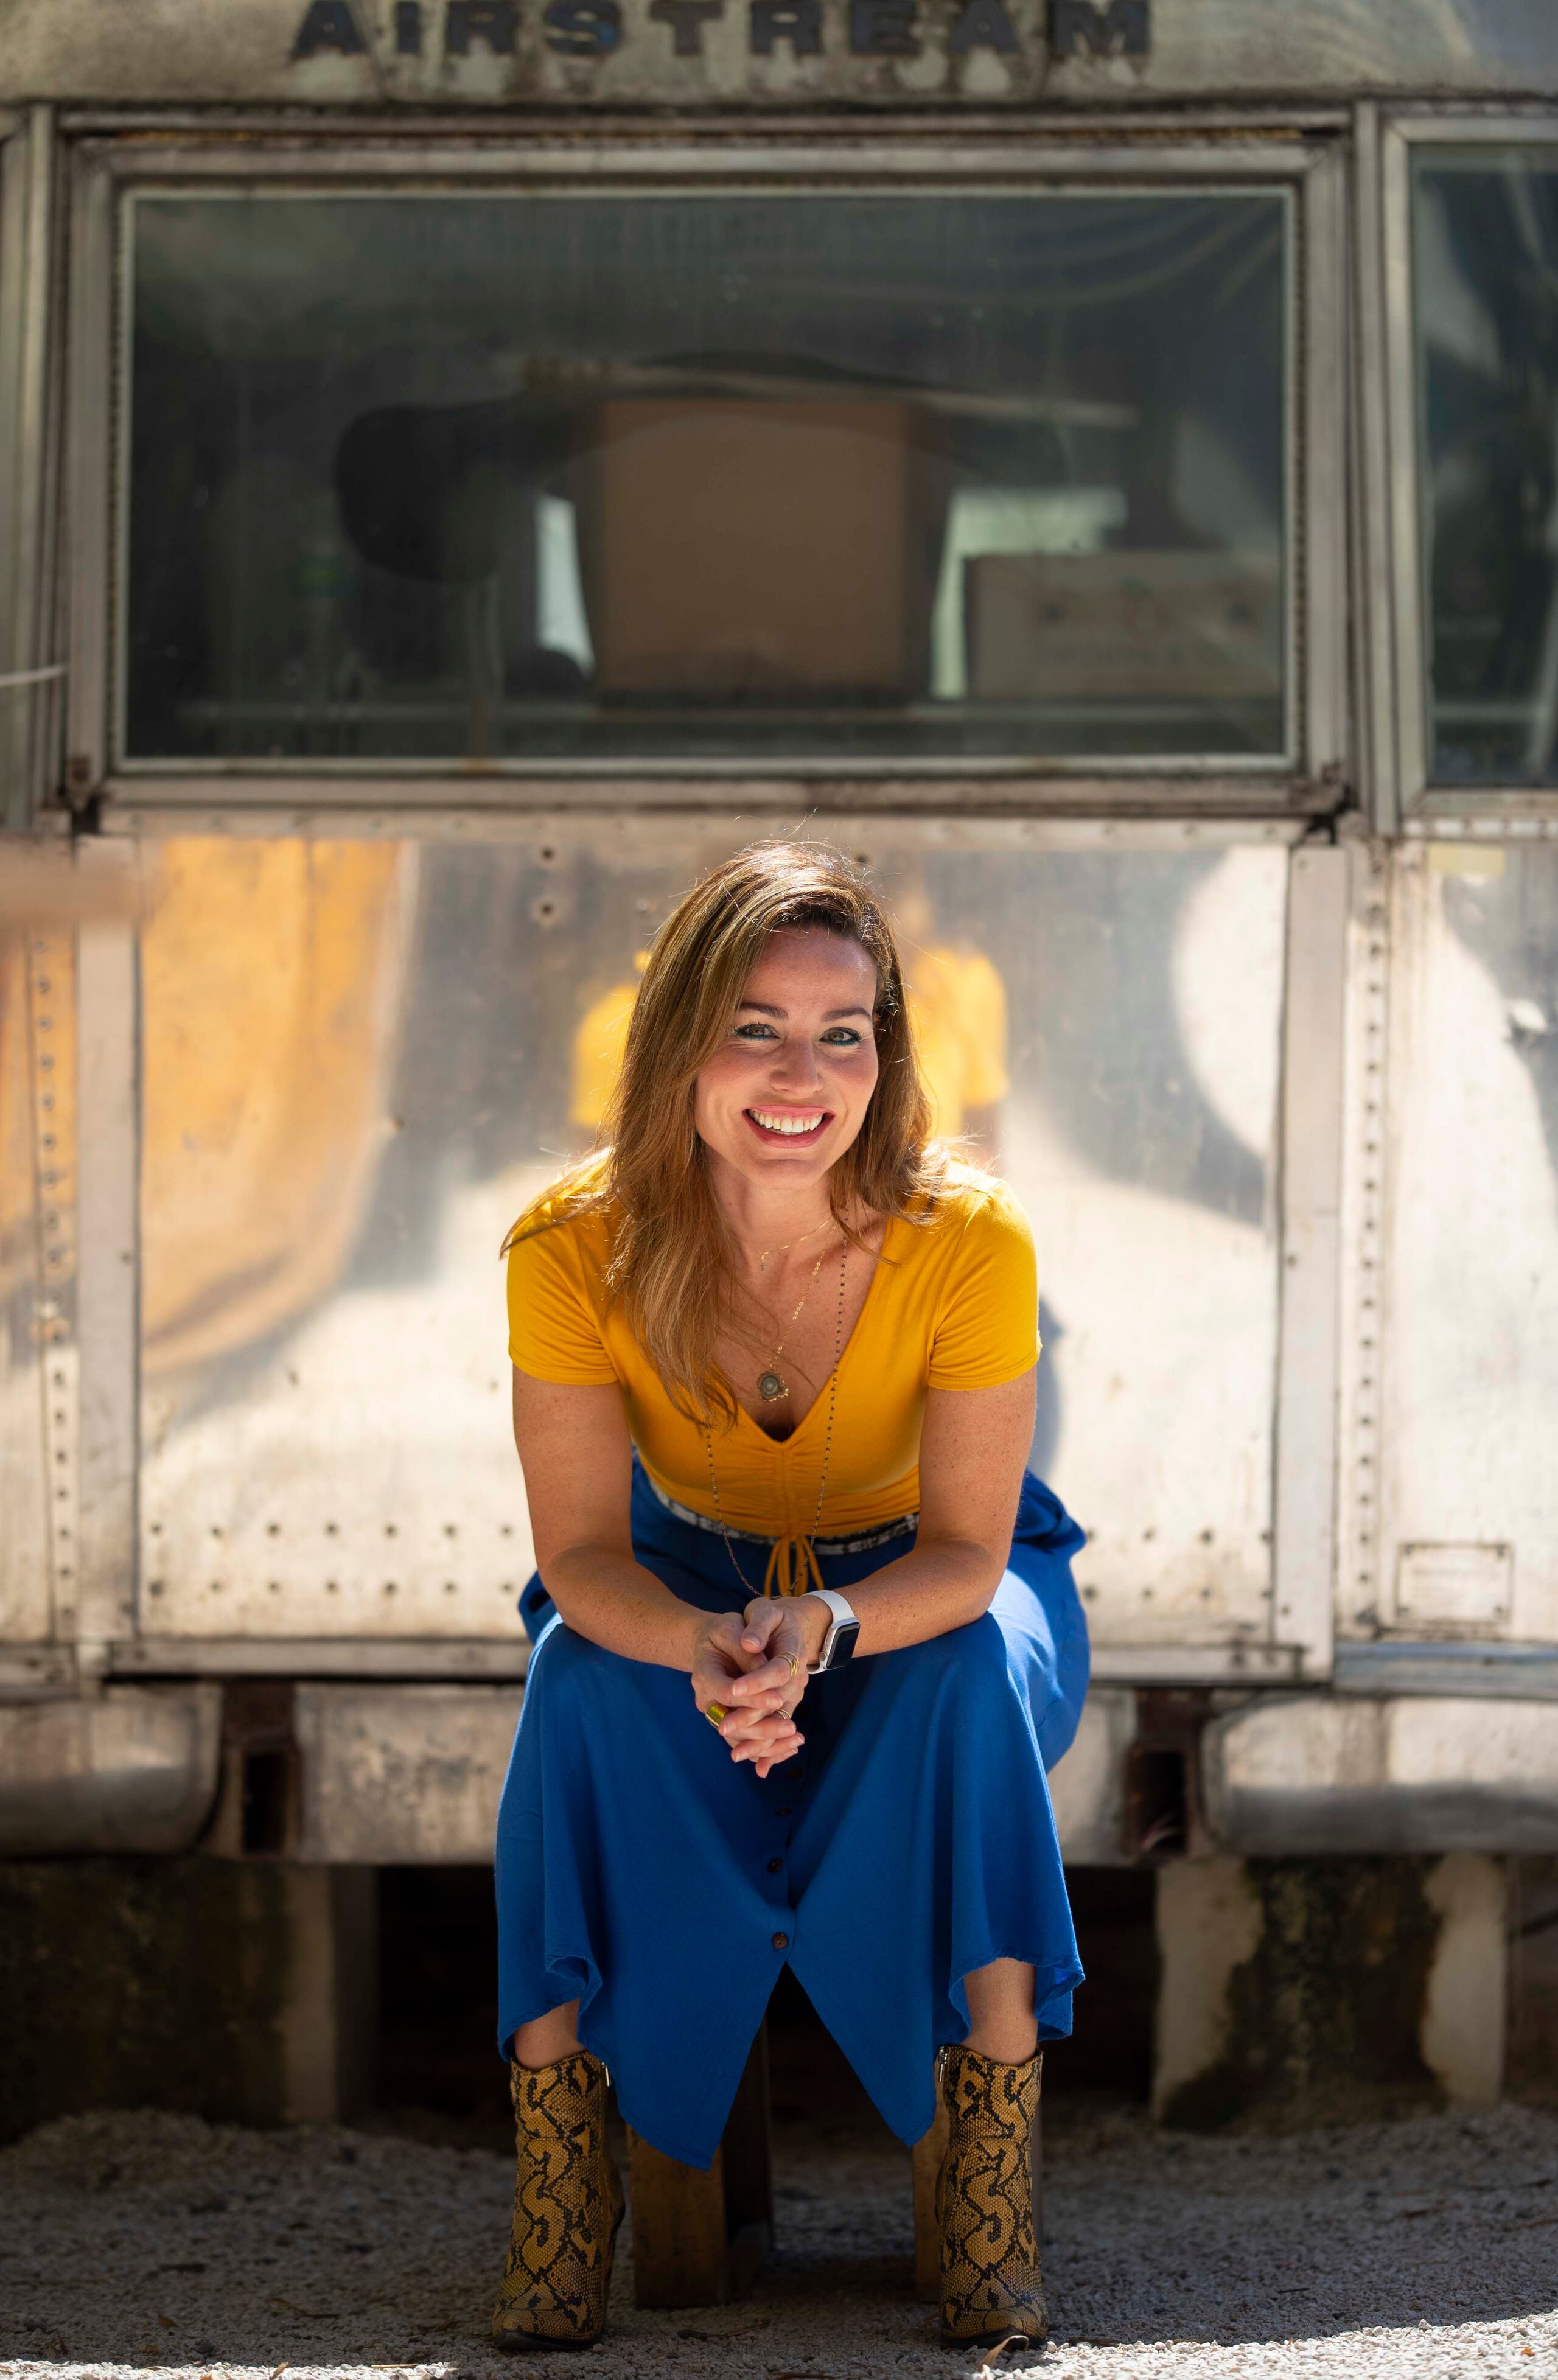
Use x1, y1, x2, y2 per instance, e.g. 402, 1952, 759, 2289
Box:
489, 842, 1088, 2354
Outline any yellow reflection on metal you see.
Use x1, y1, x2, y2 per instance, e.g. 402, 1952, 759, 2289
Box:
1427, 842, 1506, 878
141, 838, 416, 1374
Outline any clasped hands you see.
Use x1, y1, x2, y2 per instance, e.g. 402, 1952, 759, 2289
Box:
691, 1594, 828, 1778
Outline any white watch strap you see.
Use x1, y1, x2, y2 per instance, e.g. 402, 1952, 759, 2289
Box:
805, 1588, 858, 1670
808, 1588, 858, 1628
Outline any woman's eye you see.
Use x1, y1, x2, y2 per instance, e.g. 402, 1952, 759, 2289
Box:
733, 1022, 778, 1041
820, 1028, 864, 1047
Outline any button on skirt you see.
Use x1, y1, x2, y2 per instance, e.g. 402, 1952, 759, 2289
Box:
494, 1460, 1089, 2170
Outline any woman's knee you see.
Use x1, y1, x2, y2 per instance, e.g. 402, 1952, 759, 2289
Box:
528, 1620, 610, 1721
873, 1610, 1013, 1709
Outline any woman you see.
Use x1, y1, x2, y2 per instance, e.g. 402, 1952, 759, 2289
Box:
492, 843, 1088, 2354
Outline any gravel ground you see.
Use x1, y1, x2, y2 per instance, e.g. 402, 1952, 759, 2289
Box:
2, 2101, 1557, 2380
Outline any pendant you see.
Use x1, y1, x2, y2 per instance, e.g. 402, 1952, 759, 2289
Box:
758, 1370, 787, 1402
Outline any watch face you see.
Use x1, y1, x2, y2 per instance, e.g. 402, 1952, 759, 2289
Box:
826, 1619, 861, 1669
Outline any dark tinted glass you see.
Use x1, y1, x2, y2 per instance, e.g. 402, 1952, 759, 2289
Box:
125, 190, 1288, 767
1415, 151, 1558, 786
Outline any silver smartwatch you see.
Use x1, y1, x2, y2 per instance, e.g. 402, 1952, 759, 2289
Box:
805, 1588, 861, 1673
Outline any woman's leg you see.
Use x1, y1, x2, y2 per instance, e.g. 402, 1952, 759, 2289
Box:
511, 2002, 582, 2067
963, 1956, 1039, 2064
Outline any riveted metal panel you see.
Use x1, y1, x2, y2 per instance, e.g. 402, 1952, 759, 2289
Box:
1271, 843, 1346, 1680
75, 837, 141, 1661
0, 907, 54, 1645
1369, 841, 1558, 1648
127, 816, 1290, 1677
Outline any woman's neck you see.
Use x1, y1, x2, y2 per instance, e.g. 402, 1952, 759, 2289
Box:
706, 1155, 838, 1266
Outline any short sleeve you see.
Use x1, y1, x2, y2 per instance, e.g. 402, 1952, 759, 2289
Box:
926, 1185, 1041, 1391
506, 1219, 620, 1386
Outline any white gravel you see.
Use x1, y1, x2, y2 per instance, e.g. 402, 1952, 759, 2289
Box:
2, 2100, 1556, 2380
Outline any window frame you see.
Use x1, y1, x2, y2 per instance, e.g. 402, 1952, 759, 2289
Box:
1377, 106, 1558, 823
63, 119, 1347, 815
0, 104, 61, 831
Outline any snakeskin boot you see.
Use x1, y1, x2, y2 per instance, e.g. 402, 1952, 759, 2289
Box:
491, 2050, 626, 2353
935, 2043, 1047, 2351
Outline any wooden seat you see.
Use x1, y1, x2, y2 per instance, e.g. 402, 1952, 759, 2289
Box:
626, 2029, 1039, 2309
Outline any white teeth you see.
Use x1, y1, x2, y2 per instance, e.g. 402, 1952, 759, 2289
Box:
750, 1109, 825, 1136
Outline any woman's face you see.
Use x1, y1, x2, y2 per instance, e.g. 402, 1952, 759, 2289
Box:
693, 927, 881, 1196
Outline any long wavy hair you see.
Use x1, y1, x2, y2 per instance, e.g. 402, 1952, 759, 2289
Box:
503, 841, 949, 1421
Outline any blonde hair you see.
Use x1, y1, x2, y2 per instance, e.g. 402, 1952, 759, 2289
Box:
503, 840, 951, 1421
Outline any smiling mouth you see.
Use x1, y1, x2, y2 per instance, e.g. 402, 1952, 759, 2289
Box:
743, 1107, 833, 1146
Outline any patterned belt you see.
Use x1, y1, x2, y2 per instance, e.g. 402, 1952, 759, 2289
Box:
643, 1469, 917, 1568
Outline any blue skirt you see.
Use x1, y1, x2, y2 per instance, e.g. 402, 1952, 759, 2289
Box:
494, 1460, 1089, 2170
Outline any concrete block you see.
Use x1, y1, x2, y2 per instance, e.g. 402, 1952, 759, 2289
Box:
1421, 1854, 1507, 2108
1152, 1854, 1509, 2131
1152, 1857, 1263, 2121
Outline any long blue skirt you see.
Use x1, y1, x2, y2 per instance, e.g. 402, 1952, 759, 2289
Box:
494, 1460, 1089, 2170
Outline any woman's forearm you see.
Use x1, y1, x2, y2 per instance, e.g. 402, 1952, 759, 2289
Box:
823, 1535, 1004, 1661
541, 1545, 704, 1670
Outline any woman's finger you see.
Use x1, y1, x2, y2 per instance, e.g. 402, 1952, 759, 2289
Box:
733, 1725, 803, 1766
724, 1650, 803, 1703
739, 1600, 783, 1657
752, 1731, 804, 1776
715, 1696, 790, 1744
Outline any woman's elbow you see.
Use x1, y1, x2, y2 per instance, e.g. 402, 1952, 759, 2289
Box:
946, 1540, 1009, 1624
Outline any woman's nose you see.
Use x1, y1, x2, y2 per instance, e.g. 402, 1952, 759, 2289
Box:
768, 1039, 822, 1092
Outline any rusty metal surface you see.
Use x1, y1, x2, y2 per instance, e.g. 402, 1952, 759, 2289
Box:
0, 0, 1553, 108
0, 1682, 222, 1851
1203, 1692, 1558, 1852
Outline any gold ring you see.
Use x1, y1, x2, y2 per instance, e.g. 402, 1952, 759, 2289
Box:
783, 1653, 801, 1683
705, 1701, 728, 1727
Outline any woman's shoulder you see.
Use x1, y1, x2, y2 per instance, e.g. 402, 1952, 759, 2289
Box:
910, 1162, 1034, 1254
505, 1160, 623, 1284
505, 1164, 624, 1383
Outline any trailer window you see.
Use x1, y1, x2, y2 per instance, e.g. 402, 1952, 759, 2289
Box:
124, 189, 1289, 772
1414, 149, 1558, 787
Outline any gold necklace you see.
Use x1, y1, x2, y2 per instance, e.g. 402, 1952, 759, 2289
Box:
704, 1244, 849, 1599
754, 1238, 835, 1403
753, 1215, 833, 1275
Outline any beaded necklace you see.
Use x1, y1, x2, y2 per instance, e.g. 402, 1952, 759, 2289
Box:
703, 1242, 848, 1600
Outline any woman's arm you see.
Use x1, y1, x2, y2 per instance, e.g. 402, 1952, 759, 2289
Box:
739, 1368, 1037, 1677
512, 1368, 802, 1772
512, 1369, 695, 1669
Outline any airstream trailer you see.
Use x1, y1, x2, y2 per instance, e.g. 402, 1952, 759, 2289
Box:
1, 0, 1556, 2155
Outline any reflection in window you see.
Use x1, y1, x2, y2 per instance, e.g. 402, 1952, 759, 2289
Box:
1414, 150, 1558, 786
125, 190, 1289, 769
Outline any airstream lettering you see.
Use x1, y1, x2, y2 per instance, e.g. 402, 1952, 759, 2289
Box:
290, 0, 1135, 63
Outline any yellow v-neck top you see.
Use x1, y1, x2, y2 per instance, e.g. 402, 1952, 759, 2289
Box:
506, 1175, 1040, 1540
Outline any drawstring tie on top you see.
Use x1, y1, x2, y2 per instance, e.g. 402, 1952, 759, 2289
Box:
763, 1534, 826, 1597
